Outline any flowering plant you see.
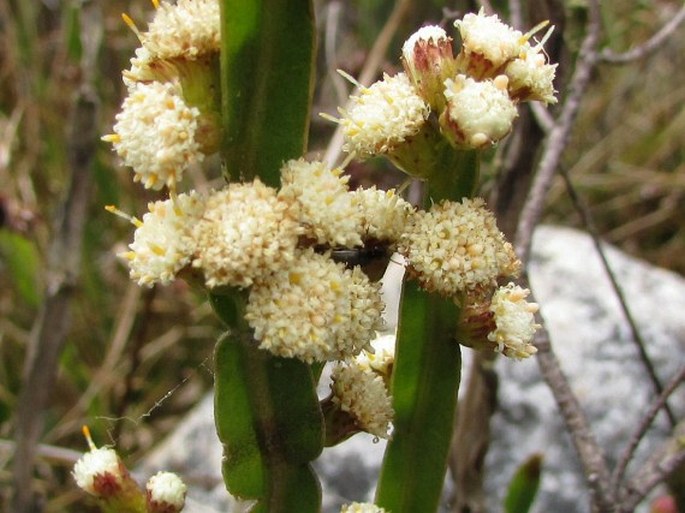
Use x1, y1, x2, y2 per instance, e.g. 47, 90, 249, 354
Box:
74, 2, 556, 512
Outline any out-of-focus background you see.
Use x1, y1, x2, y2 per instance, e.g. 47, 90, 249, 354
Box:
0, 0, 682, 511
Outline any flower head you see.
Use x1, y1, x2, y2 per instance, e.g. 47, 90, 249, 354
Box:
138, 0, 220, 62
119, 192, 204, 287
351, 186, 414, 246
72, 427, 146, 508
245, 250, 384, 363
488, 283, 540, 359
146, 471, 187, 513
105, 81, 203, 190
192, 180, 301, 289
354, 333, 396, 384
279, 159, 363, 247
440, 74, 518, 148
331, 362, 394, 439
339, 72, 429, 158
505, 41, 558, 104
454, 8, 523, 78
400, 198, 520, 297
73, 446, 126, 497
401, 25, 456, 109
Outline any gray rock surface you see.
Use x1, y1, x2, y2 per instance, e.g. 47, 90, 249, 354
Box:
138, 226, 685, 513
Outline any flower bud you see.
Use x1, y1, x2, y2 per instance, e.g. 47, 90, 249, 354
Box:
401, 25, 456, 110
458, 283, 539, 359
454, 8, 523, 79
505, 41, 558, 104
146, 471, 187, 513
439, 74, 518, 149
72, 429, 146, 511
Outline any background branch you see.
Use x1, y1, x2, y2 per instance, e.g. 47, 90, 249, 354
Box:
515, 0, 602, 264
559, 166, 676, 425
611, 365, 685, 493
10, 3, 101, 511
600, 4, 685, 64
617, 421, 685, 513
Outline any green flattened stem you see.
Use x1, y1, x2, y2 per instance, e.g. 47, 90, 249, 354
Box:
376, 148, 479, 513
375, 282, 462, 513
211, 293, 323, 513
219, 0, 315, 186
504, 454, 543, 513
215, 0, 320, 509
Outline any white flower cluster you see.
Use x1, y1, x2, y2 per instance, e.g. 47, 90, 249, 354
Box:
113, 150, 408, 366
104, 0, 222, 191
72, 446, 124, 496
73, 434, 186, 512
488, 283, 540, 359
146, 471, 187, 513
336, 9, 557, 162
399, 197, 520, 296
331, 362, 394, 439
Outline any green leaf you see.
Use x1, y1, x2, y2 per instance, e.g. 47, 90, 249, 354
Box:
504, 454, 543, 513
375, 281, 462, 513
219, 0, 315, 187
213, 293, 323, 512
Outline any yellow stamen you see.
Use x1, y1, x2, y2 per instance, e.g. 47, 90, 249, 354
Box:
121, 13, 142, 41
319, 112, 341, 125
521, 20, 549, 44
337, 69, 364, 89
82, 425, 97, 451
105, 205, 143, 228
151, 0, 160, 8
101, 134, 121, 143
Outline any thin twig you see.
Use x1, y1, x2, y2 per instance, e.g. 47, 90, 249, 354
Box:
324, 1, 348, 107
0, 439, 82, 466
11, 4, 101, 511
523, 273, 615, 512
601, 4, 685, 64
617, 421, 685, 513
515, 0, 602, 263
559, 166, 677, 426
324, 0, 413, 167
508, 0, 524, 29
611, 365, 685, 493
529, 102, 555, 134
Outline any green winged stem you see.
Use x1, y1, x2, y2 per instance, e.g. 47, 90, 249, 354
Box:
214, 1, 321, 510
375, 282, 462, 513
212, 293, 323, 512
219, 0, 315, 186
375, 150, 479, 512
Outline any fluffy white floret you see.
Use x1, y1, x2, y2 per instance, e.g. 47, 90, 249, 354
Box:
109, 81, 202, 190
146, 471, 187, 511
442, 74, 518, 148
488, 282, 540, 359
340, 73, 429, 157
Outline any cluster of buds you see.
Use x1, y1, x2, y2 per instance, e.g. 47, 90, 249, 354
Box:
329, 10, 554, 359
72, 427, 186, 513
335, 9, 557, 177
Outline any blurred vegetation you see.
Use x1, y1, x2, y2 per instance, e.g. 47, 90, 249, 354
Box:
0, 0, 682, 511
